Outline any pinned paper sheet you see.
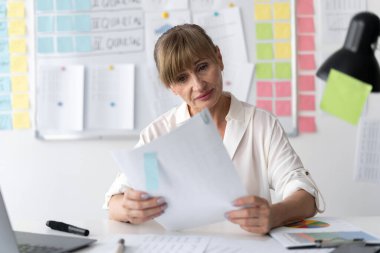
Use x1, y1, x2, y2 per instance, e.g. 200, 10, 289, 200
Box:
8, 20, 26, 36
275, 62, 291, 79
298, 75, 315, 91
297, 17, 315, 33
298, 35, 315, 51
11, 76, 29, 92
273, 2, 290, 20
297, 0, 314, 15
13, 111, 30, 129
144, 152, 159, 191
10, 55, 28, 73
256, 100, 273, 112
256, 43, 273, 60
0, 114, 12, 130
10, 39, 27, 53
299, 116, 316, 133
256, 23, 273, 40
275, 81, 291, 97
274, 23, 290, 39
274, 42, 291, 59
299, 94, 315, 111
298, 54, 315, 70
254, 3, 272, 20
275, 100, 291, 116
320, 69, 372, 125
12, 93, 29, 110
256, 63, 273, 79
256, 81, 273, 97
7, 2, 25, 18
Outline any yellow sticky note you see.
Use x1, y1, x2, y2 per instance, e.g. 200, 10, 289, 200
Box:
274, 2, 290, 20
11, 55, 28, 73
11, 75, 29, 92
13, 111, 31, 129
7, 2, 25, 18
274, 22, 291, 39
12, 93, 29, 109
254, 4, 272, 20
10, 39, 27, 53
275, 42, 291, 59
8, 20, 26, 36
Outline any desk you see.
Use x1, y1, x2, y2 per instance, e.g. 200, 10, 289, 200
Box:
12, 216, 380, 252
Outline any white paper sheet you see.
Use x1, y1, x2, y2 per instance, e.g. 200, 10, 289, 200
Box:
85, 64, 134, 130
223, 62, 254, 102
112, 110, 246, 230
36, 65, 85, 131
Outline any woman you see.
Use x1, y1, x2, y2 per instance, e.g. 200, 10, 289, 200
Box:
105, 24, 324, 234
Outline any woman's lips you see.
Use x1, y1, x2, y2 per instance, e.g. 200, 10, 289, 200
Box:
196, 89, 214, 101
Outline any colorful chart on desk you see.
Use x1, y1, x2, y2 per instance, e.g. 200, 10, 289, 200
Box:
285, 219, 330, 228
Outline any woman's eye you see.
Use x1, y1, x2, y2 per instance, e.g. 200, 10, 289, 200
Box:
198, 63, 208, 72
176, 75, 187, 83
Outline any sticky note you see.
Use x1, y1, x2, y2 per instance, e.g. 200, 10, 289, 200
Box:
275, 62, 291, 79
38, 16, 54, 33
274, 42, 291, 59
256, 23, 273, 40
299, 116, 316, 133
298, 54, 315, 70
0, 21, 7, 36
0, 95, 11, 111
0, 114, 12, 130
10, 55, 28, 73
274, 2, 290, 20
0, 54, 10, 73
9, 39, 27, 53
0, 3, 7, 18
13, 111, 30, 129
256, 43, 273, 60
297, 0, 314, 15
297, 17, 315, 34
12, 93, 29, 109
75, 15, 92, 32
8, 20, 26, 36
299, 94, 315, 111
320, 69, 372, 125
56, 0, 73, 11
256, 81, 273, 97
74, 0, 91, 10
57, 36, 74, 53
0, 39, 8, 54
256, 100, 273, 112
298, 75, 315, 91
144, 152, 159, 191
38, 37, 54, 54
75, 36, 92, 52
274, 22, 290, 39
254, 3, 272, 20
7, 2, 25, 18
0, 76, 11, 92
275, 100, 292, 116
57, 16, 74, 32
256, 63, 273, 79
275, 81, 291, 97
11, 75, 29, 92
298, 35, 315, 51
37, 0, 53, 11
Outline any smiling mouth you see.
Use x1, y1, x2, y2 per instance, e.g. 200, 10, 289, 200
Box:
196, 89, 214, 100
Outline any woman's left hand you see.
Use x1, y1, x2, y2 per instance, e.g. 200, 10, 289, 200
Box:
225, 195, 272, 235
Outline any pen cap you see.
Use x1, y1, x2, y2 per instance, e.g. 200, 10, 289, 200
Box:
46, 220, 68, 230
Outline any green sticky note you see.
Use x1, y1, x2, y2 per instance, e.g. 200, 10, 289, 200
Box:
256, 23, 273, 40
320, 69, 372, 125
275, 62, 291, 79
256, 63, 273, 79
256, 43, 273, 60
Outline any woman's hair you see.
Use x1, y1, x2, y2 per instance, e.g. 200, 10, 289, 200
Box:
154, 24, 218, 88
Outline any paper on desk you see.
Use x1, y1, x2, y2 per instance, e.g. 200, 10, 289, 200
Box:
112, 109, 246, 230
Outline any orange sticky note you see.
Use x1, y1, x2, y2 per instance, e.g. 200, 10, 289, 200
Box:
274, 2, 290, 20
299, 116, 316, 133
274, 42, 291, 59
8, 20, 26, 36
13, 111, 31, 129
298, 54, 315, 70
256, 100, 273, 112
298, 94, 315, 111
298, 75, 315, 91
298, 35, 315, 51
255, 3, 272, 20
12, 93, 29, 109
10, 55, 28, 73
274, 22, 291, 39
275, 81, 292, 97
11, 75, 29, 92
297, 17, 314, 34
257, 81, 273, 97
275, 100, 292, 116
297, 0, 314, 15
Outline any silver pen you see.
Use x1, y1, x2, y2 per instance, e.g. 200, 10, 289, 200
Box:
115, 238, 125, 253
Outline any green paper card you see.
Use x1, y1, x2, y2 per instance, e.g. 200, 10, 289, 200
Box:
256, 63, 273, 79
320, 69, 372, 125
256, 43, 273, 60
275, 62, 291, 79
256, 23, 273, 40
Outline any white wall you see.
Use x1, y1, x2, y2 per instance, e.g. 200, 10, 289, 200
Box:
1, 0, 380, 224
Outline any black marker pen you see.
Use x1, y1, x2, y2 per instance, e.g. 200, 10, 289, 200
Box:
46, 220, 90, 236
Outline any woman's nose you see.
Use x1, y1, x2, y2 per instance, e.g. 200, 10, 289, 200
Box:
191, 74, 206, 90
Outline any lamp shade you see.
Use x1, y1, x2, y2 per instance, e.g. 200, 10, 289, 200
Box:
316, 12, 380, 92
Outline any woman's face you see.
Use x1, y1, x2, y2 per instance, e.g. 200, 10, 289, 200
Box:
168, 50, 224, 115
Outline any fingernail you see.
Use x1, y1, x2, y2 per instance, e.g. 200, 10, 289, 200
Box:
157, 197, 165, 204
141, 193, 150, 200
224, 213, 229, 219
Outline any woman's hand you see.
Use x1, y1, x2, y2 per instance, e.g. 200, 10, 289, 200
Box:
109, 187, 167, 224
225, 195, 272, 235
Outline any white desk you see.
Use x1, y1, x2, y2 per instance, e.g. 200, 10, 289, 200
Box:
12, 216, 380, 252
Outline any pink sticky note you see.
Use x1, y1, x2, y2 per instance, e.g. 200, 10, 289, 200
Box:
297, 17, 315, 33
298, 75, 315, 91
275, 100, 292, 116
257, 81, 273, 97
299, 116, 316, 133
298, 54, 316, 70
275, 81, 292, 97
298, 35, 315, 51
256, 100, 273, 112
296, 0, 314, 15
298, 94, 315, 111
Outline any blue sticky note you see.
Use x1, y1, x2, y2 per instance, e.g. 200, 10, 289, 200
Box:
56, 0, 73, 11
75, 36, 92, 52
75, 15, 92, 32
57, 36, 74, 53
74, 0, 91, 10
0, 95, 11, 111
0, 114, 12, 130
37, 0, 53, 11
38, 37, 54, 54
0, 39, 8, 54
144, 153, 159, 191
0, 54, 10, 73
38, 16, 54, 33
0, 76, 11, 92
0, 3, 6, 18
57, 15, 74, 32
0, 21, 7, 36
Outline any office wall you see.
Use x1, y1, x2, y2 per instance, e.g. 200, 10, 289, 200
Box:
1, 1, 380, 224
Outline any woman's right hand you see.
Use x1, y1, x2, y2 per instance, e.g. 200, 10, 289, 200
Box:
108, 187, 167, 224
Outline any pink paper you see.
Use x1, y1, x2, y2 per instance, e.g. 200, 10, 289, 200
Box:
298, 75, 315, 91
296, 0, 314, 15
297, 17, 315, 33
256, 100, 273, 112
298, 35, 315, 51
275, 81, 292, 97
257, 81, 273, 97
299, 116, 316, 133
298, 54, 316, 70
275, 100, 291, 116
298, 94, 315, 111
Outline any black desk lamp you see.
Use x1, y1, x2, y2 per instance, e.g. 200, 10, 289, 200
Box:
316, 12, 380, 92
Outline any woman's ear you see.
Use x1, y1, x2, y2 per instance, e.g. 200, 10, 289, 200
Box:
215, 46, 224, 71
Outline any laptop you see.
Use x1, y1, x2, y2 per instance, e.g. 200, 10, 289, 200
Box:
0, 190, 96, 253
